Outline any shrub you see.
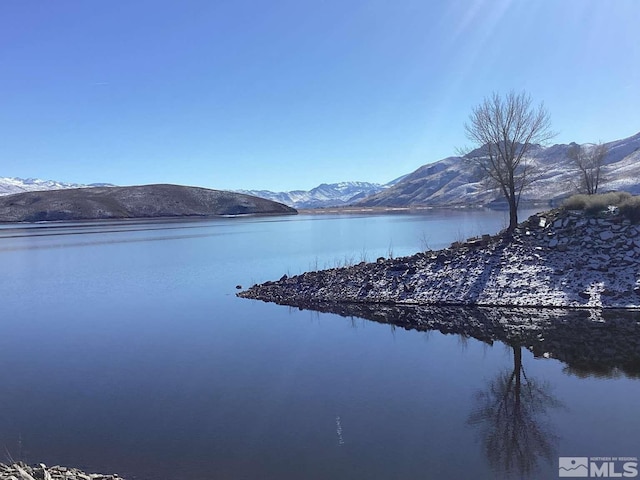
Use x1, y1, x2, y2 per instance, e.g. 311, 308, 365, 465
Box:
562, 194, 589, 210
602, 191, 632, 204
563, 191, 634, 214
584, 195, 612, 215
619, 196, 640, 223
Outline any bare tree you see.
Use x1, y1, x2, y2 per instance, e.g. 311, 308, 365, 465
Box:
568, 142, 607, 194
467, 346, 563, 478
463, 91, 555, 232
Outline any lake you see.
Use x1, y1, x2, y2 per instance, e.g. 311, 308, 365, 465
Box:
0, 209, 638, 480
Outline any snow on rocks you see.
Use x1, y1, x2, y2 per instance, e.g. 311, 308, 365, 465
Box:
0, 462, 124, 480
239, 208, 640, 308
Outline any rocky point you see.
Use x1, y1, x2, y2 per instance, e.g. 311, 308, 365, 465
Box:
239, 207, 640, 308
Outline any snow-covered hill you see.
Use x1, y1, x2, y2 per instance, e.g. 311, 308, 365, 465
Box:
238, 181, 388, 209
358, 131, 640, 207
0, 177, 114, 196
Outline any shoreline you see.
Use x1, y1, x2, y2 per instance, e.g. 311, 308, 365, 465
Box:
239, 207, 640, 309
0, 462, 124, 480
296, 201, 553, 215
0, 210, 297, 226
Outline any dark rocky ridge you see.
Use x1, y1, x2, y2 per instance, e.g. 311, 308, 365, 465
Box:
0, 184, 297, 222
239, 208, 640, 308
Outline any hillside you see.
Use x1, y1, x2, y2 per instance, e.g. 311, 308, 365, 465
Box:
358, 131, 640, 207
0, 184, 297, 222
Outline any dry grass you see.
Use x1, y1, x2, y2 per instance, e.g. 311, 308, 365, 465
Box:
563, 191, 640, 222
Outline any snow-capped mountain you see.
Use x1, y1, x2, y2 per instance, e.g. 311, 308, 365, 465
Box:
5, 130, 638, 209
358, 131, 640, 207
0, 177, 114, 196
238, 181, 389, 209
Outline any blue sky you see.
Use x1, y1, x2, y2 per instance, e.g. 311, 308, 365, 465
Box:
1, 0, 638, 191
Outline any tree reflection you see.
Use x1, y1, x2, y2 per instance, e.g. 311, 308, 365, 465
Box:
268, 302, 640, 473
467, 345, 563, 479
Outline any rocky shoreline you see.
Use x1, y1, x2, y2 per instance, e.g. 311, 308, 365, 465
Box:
0, 463, 124, 480
239, 208, 640, 308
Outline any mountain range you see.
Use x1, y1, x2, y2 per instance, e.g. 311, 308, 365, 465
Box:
3, 131, 638, 210
0, 177, 391, 209
242, 131, 640, 208
237, 181, 391, 209
0, 177, 114, 196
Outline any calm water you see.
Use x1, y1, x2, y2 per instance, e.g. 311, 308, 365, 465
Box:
0, 210, 638, 480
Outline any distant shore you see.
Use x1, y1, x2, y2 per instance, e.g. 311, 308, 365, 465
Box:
297, 201, 553, 215
297, 205, 447, 214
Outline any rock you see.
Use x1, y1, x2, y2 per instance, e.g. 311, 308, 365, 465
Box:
599, 231, 615, 241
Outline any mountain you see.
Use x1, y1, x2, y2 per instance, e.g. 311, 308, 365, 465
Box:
357, 131, 640, 207
238, 180, 404, 209
0, 176, 396, 210
0, 184, 296, 222
0, 176, 115, 196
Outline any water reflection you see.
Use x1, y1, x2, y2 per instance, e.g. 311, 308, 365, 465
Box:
282, 302, 640, 478
467, 345, 562, 478
288, 303, 640, 377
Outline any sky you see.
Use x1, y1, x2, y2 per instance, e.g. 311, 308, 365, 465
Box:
1, 0, 639, 191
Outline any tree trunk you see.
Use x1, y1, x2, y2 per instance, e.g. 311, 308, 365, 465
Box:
507, 194, 518, 232
512, 346, 522, 410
